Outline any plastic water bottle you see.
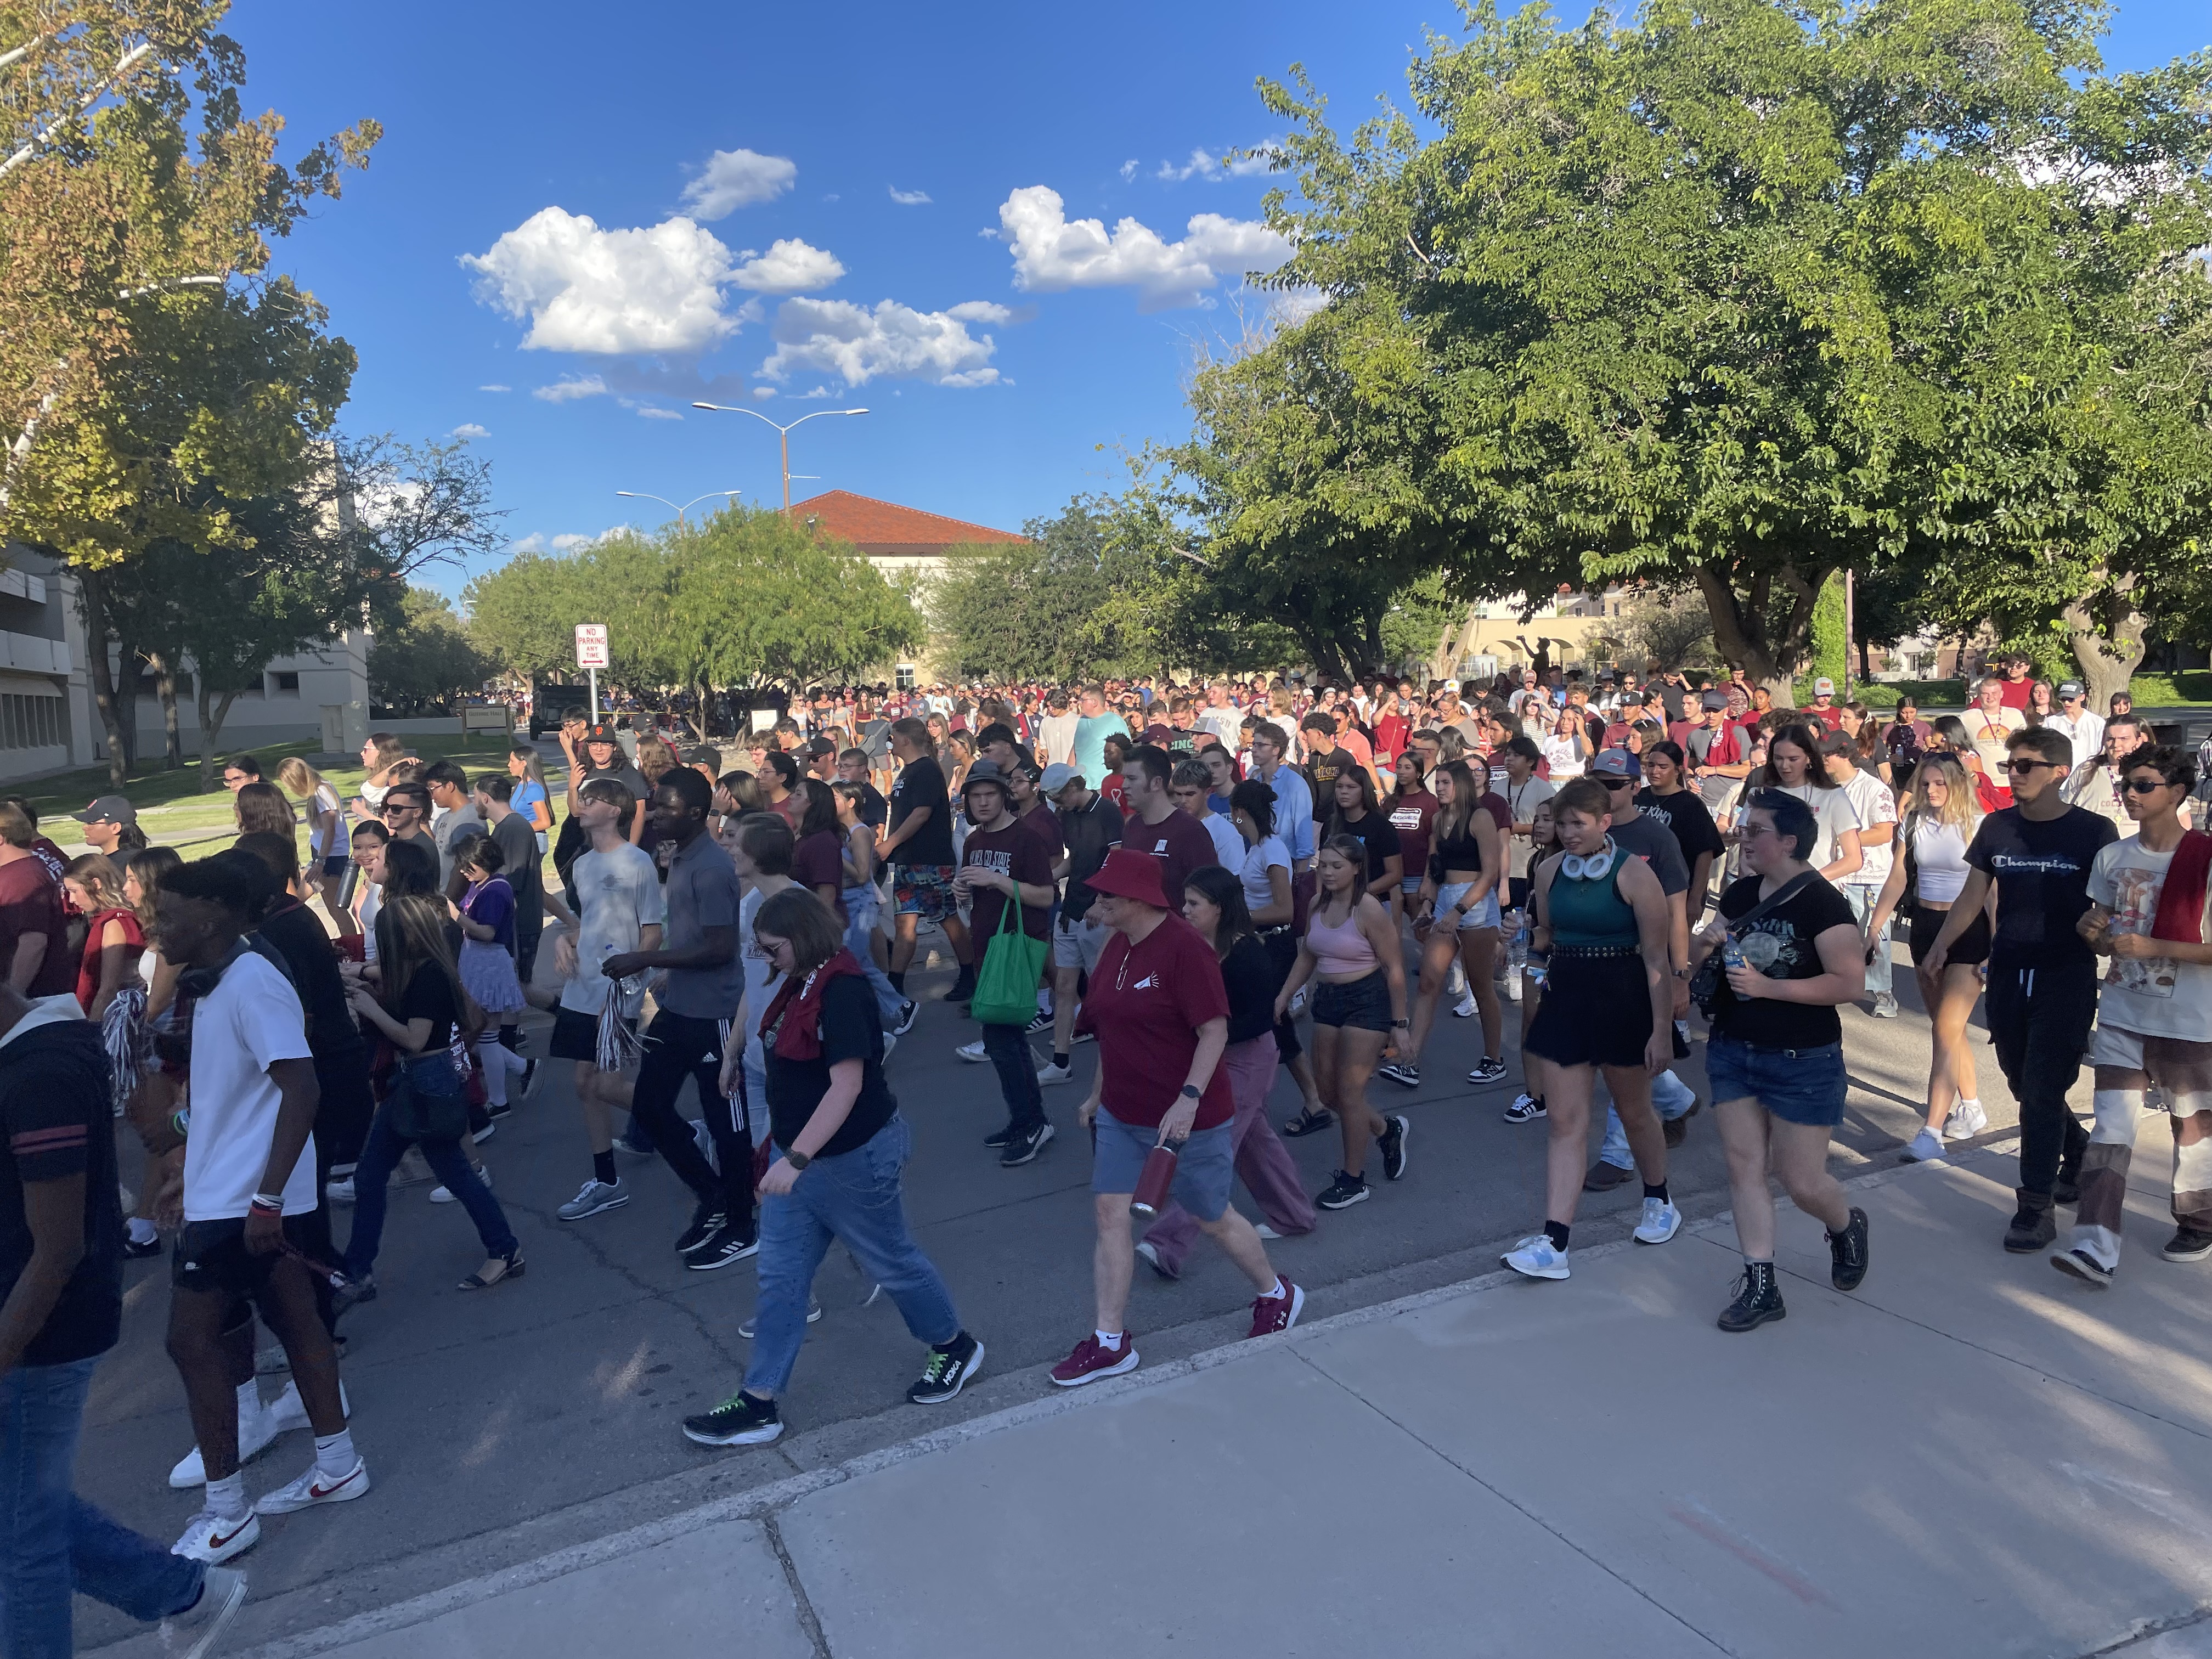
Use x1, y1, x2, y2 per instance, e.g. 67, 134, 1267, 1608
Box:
1506, 913, 1529, 1001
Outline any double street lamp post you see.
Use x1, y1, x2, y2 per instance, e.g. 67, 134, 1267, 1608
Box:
689, 403, 868, 510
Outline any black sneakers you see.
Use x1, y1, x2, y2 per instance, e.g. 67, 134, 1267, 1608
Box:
892, 1000, 919, 1036
999, 1121, 1054, 1167
2004, 1193, 2056, 1254
2163, 1227, 2212, 1262
1827, 1207, 1869, 1291
674, 1207, 726, 1256
1718, 1261, 1786, 1333
682, 1390, 782, 1447
1378, 1115, 1410, 1181
1317, 1171, 1370, 1210
684, 1227, 760, 1272
906, 1333, 985, 1404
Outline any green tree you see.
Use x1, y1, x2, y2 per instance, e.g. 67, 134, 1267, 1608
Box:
369, 587, 493, 714
926, 496, 1160, 681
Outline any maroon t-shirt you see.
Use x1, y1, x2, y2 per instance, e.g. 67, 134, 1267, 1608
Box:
1386, 789, 1438, 884
0, 855, 73, 998
1017, 803, 1064, 864
1123, 806, 1221, 901
1076, 913, 1234, 1131
961, 822, 1053, 943
791, 829, 848, 922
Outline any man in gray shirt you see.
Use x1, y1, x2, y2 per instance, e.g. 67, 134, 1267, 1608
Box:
596, 768, 755, 1270
425, 761, 484, 893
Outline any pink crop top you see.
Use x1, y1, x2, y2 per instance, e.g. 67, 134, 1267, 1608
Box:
1307, 905, 1379, 977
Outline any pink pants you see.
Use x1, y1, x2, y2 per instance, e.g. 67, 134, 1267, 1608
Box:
1143, 1035, 1318, 1274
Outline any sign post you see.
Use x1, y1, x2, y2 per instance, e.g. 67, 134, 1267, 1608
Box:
574, 624, 609, 723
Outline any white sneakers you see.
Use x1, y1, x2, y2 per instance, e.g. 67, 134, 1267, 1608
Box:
1503, 1235, 1570, 1279
1900, 1126, 1946, 1164
430, 1164, 492, 1204
254, 1456, 371, 1515
558, 1178, 628, 1220
1452, 992, 1479, 1019
956, 1040, 988, 1063
172, 1509, 259, 1565
1633, 1198, 1682, 1245
168, 1381, 349, 1487
162, 1563, 247, 1659
1943, 1098, 1989, 1140
1036, 1060, 1072, 1085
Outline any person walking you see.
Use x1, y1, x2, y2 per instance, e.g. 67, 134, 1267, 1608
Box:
1051, 850, 1304, 1387
831, 780, 914, 1034
1502, 778, 1678, 1280
1388, 760, 1508, 1091
1039, 764, 1123, 1086
1923, 727, 2117, 1252
1690, 791, 1871, 1330
950, 761, 1058, 1166
681, 889, 984, 1447
879, 718, 969, 1003
1819, 730, 1901, 1018
448, 839, 531, 1123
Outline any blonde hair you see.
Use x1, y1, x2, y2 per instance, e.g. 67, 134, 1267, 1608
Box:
64, 853, 127, 909
276, 756, 325, 799
1906, 752, 1982, 836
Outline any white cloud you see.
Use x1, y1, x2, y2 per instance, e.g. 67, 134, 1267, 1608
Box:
533, 374, 609, 402
1156, 141, 1282, 183
996, 185, 1291, 311
550, 533, 591, 551
762, 297, 1001, 387
464, 208, 741, 354
477, 383, 511, 392
1119, 159, 1138, 183
681, 148, 796, 219
731, 238, 844, 294
449, 422, 489, 438
751, 386, 776, 400
888, 186, 932, 206
510, 532, 549, 554
634, 405, 684, 420
946, 300, 1013, 323
977, 226, 1001, 240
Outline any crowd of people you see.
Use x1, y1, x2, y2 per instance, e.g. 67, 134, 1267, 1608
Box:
0, 651, 2206, 1654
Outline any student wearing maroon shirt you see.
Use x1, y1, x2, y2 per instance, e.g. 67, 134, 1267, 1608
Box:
788, 780, 849, 923
951, 763, 1058, 1168
0, 804, 71, 998
1051, 850, 1302, 1387
1118, 745, 1221, 896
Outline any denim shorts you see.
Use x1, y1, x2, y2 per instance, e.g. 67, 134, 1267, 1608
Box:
1435, 879, 1501, 932
1311, 969, 1393, 1032
1705, 1034, 1847, 1128
1091, 1107, 1234, 1221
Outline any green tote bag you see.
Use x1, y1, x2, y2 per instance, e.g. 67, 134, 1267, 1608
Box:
970, 894, 1048, 1026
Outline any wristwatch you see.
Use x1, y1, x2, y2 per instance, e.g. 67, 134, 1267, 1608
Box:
1179, 1084, 1201, 1101
785, 1150, 811, 1171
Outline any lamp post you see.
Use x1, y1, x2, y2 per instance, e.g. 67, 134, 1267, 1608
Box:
689, 403, 868, 510
613, 489, 740, 528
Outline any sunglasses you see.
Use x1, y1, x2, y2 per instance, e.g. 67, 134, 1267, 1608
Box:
2002, 758, 2061, 773
2124, 777, 2178, 794
1598, 775, 1637, 789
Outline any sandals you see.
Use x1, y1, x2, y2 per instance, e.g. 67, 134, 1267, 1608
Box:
1282, 1104, 1335, 1139
458, 1250, 525, 1291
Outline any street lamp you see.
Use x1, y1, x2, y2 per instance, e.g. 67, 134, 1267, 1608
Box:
689, 403, 868, 510
614, 489, 741, 528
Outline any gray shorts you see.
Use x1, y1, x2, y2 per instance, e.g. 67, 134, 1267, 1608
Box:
1092, 1107, 1235, 1222
1054, 911, 1110, 973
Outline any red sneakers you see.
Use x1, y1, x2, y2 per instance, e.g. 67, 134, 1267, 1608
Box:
1248, 1279, 1305, 1338
1049, 1333, 1139, 1387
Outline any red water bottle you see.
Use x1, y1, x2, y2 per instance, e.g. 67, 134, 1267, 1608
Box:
1129, 1143, 1179, 1216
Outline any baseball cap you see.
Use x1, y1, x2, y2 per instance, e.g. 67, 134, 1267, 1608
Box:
1813, 677, 1836, 697
1039, 763, 1080, 797
2058, 681, 2086, 699
72, 794, 137, 826
584, 723, 619, 744
682, 745, 721, 766
1700, 690, 1730, 711
1590, 749, 1641, 781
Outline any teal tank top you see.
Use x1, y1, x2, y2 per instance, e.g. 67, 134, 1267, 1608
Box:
1548, 849, 1638, 949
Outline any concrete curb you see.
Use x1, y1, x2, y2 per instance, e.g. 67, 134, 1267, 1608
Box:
194, 1139, 2023, 1659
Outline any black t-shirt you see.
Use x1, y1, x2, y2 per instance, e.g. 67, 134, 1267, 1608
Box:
1329, 809, 1402, 884
1634, 789, 1725, 875
1305, 747, 1351, 823
397, 966, 464, 1052
256, 899, 363, 1063
1219, 932, 1277, 1045
850, 781, 889, 830
889, 755, 954, 865
1711, 874, 1858, 1049
0, 1017, 122, 1365
1965, 806, 2117, 969
490, 811, 542, 921
1060, 794, 1125, 921
764, 973, 896, 1156
1607, 812, 1689, 896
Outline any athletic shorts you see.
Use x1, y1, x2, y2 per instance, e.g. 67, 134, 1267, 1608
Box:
894, 862, 959, 922
551, 1005, 629, 1064
1053, 911, 1110, 973
1092, 1107, 1234, 1221
2090, 1026, 2212, 1112
1435, 879, 1501, 932
172, 1215, 319, 1299
1705, 1034, 1847, 1128
320, 854, 349, 878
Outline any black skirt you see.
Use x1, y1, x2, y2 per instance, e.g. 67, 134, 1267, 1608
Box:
1524, 951, 1654, 1070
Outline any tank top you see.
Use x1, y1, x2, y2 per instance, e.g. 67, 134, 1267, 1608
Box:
1910, 817, 1972, 904
1306, 900, 1379, 976
1547, 846, 1638, 949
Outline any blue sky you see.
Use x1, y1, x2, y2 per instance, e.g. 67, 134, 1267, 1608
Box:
228, 0, 2207, 600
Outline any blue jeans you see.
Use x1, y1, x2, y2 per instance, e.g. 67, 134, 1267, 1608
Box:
743, 1115, 961, 1397
0, 1356, 202, 1657
1599, 1062, 1698, 1170
842, 885, 905, 1025
345, 1057, 519, 1279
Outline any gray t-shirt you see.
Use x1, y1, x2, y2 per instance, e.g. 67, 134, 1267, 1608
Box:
655, 831, 743, 1019
559, 842, 664, 1016
433, 804, 484, 889
737, 883, 787, 1074
1609, 810, 1689, 896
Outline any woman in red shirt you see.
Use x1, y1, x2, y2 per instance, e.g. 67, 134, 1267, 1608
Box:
63, 853, 143, 1020
1053, 849, 1303, 1388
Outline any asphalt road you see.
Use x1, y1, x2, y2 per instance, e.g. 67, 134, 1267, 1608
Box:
77, 918, 2076, 1652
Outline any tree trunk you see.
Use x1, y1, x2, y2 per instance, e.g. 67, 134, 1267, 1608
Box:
194, 683, 241, 793
72, 566, 136, 785
2063, 575, 2145, 717
149, 654, 183, 769
1694, 558, 1830, 705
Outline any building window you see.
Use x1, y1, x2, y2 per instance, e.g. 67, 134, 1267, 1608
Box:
0, 693, 63, 751
895, 665, 916, 691
271, 670, 301, 693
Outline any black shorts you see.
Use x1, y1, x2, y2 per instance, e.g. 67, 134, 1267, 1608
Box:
1311, 969, 1393, 1032
551, 1005, 627, 1063
172, 1216, 318, 1300
1909, 903, 1991, 968
1524, 951, 1654, 1069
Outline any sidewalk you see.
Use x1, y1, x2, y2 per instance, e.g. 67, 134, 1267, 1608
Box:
134, 1140, 2212, 1659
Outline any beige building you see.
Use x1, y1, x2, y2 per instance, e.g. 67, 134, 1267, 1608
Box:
1427, 586, 1633, 685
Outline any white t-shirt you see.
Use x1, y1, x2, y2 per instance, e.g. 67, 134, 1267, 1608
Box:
183, 951, 318, 1222
1239, 835, 1290, 916
1197, 811, 1244, 873
307, 783, 342, 860
1775, 782, 1862, 872
559, 842, 664, 1016
1195, 707, 1244, 747
1038, 711, 1080, 765
1835, 769, 1898, 890
2049, 710, 2104, 767
1966, 706, 2027, 774
1540, 733, 1584, 779
2087, 838, 2212, 1042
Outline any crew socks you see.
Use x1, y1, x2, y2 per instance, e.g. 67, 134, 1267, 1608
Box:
128, 1217, 159, 1246
1052, 1051, 1070, 1070
1644, 1181, 1670, 1204
593, 1150, 618, 1187
235, 1380, 259, 1422
314, 1428, 357, 1479
1543, 1221, 1570, 1251
206, 1472, 247, 1519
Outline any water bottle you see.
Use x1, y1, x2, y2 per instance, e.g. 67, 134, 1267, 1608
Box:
1507, 912, 1528, 973
1722, 936, 1748, 973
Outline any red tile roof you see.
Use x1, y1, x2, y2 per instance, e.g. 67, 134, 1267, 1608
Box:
784, 489, 1025, 556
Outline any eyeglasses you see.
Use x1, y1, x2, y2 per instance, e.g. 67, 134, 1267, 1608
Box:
2002, 758, 2062, 774
2124, 777, 2177, 794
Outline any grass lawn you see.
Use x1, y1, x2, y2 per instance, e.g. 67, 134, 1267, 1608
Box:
21, 734, 551, 868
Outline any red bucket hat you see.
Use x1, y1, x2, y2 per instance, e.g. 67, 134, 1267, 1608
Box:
1085, 847, 1171, 910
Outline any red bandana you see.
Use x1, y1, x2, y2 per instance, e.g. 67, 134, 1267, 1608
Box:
2152, 830, 2212, 946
